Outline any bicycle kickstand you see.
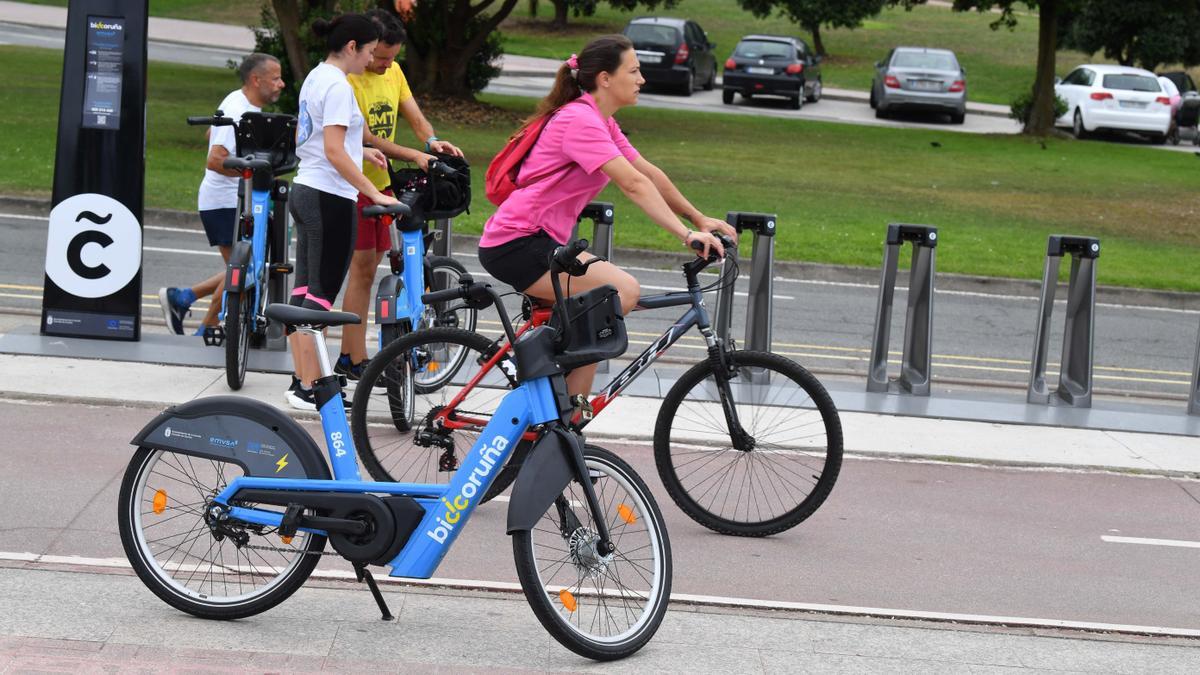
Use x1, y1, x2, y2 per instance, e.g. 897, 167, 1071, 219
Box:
353, 562, 395, 621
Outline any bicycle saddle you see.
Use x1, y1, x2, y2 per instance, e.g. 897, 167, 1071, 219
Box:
265, 304, 360, 328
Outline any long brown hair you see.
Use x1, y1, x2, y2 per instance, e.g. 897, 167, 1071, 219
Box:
522, 34, 633, 128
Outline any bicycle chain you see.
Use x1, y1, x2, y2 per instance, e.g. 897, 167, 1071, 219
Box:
239, 542, 339, 557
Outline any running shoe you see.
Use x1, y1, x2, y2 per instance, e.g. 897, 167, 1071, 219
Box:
158, 287, 192, 335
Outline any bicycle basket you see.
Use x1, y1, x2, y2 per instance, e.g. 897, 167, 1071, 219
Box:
388, 153, 472, 221
235, 111, 297, 173
551, 285, 628, 370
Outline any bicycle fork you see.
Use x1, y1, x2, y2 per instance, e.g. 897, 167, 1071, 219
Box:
704, 333, 755, 452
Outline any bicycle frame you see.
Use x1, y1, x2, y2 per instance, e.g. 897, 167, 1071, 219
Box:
219, 175, 271, 323
375, 218, 428, 340
211, 329, 563, 579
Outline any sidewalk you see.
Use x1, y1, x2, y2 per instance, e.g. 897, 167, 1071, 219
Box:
1, 349, 1197, 474
0, 0, 1011, 118
4, 564, 1197, 672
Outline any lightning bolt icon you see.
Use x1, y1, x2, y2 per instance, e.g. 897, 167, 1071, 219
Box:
275, 454, 289, 473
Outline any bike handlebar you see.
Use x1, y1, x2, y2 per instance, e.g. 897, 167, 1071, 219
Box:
187, 111, 235, 127
551, 238, 590, 276
689, 232, 737, 263
362, 202, 413, 219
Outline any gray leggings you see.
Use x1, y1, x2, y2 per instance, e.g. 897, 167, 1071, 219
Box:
288, 183, 357, 311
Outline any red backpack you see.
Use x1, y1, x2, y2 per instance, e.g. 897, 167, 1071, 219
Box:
484, 115, 552, 206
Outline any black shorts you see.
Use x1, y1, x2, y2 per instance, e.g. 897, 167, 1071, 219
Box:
478, 231, 559, 292
199, 208, 237, 247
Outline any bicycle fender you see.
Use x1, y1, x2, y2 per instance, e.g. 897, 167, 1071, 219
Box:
505, 429, 575, 534
130, 396, 331, 480
374, 274, 403, 325
224, 240, 253, 292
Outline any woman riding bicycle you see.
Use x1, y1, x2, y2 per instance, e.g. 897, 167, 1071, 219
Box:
478, 34, 737, 398
286, 13, 399, 410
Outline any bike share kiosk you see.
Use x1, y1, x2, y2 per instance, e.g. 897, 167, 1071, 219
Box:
42, 0, 148, 340
711, 212, 777, 383
1027, 235, 1100, 407
867, 223, 938, 395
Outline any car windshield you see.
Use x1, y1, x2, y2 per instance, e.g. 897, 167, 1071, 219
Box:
734, 40, 794, 59
626, 24, 679, 47
1102, 74, 1161, 92
892, 51, 958, 70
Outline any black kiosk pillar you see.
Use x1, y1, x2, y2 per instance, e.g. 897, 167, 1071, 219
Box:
42, 0, 148, 340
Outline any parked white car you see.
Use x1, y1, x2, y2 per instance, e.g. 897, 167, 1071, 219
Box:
1055, 64, 1173, 143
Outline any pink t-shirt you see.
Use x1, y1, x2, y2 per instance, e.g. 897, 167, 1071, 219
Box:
480, 92, 640, 247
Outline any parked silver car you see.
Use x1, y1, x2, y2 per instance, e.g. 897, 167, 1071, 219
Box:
870, 47, 967, 124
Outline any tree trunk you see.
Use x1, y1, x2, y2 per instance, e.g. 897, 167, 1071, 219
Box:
529, 0, 538, 17
552, 0, 568, 28
271, 0, 309, 85
1025, 0, 1059, 136
809, 23, 826, 56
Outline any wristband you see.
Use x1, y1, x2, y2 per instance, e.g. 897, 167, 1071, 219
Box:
682, 231, 695, 247
425, 135, 439, 152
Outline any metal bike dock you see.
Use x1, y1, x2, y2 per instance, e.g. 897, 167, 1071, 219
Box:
712, 212, 776, 383
431, 218, 453, 258
264, 184, 292, 351
1027, 235, 1100, 408
572, 201, 615, 261
1190, 317, 1200, 416
867, 224, 937, 395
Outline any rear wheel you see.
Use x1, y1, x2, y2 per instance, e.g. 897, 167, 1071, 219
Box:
224, 288, 251, 390
950, 110, 966, 125
722, 89, 734, 105
117, 446, 326, 619
806, 79, 822, 103
790, 94, 803, 110
422, 256, 477, 335
703, 65, 716, 91
654, 350, 843, 537
1073, 109, 1089, 139
353, 328, 517, 485
875, 105, 889, 119
513, 445, 671, 661
680, 70, 694, 96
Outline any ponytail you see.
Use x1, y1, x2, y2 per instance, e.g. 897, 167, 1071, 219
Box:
311, 13, 379, 55
522, 34, 633, 129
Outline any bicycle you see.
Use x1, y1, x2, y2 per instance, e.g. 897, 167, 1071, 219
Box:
351, 235, 843, 537
186, 110, 297, 390
116, 237, 672, 661
360, 159, 476, 426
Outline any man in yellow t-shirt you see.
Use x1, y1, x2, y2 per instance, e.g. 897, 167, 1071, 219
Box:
338, 8, 464, 378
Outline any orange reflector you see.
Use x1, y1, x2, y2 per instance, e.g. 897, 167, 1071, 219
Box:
618, 503, 637, 524
427, 361, 440, 372
280, 535, 293, 545
559, 589, 577, 612
152, 490, 167, 514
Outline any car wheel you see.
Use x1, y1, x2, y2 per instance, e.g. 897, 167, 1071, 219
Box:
1168, 124, 1180, 145
722, 89, 734, 105
1149, 133, 1168, 145
875, 105, 889, 119
806, 79, 822, 103
950, 111, 965, 125
703, 65, 716, 91
1072, 109, 1088, 139
869, 85, 877, 109
790, 94, 802, 110
680, 70, 694, 96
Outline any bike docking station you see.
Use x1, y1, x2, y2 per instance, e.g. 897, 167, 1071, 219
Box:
836, 227, 1200, 437
571, 202, 616, 372
713, 211, 777, 383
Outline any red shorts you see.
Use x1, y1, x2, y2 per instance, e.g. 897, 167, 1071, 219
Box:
355, 188, 394, 253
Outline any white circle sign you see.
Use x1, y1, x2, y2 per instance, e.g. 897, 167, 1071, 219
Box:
45, 193, 142, 298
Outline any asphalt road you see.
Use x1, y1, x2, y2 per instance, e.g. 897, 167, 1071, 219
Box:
7, 398, 1200, 631
2, 209, 1196, 401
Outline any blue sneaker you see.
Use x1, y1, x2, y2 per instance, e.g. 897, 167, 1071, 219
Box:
158, 287, 192, 335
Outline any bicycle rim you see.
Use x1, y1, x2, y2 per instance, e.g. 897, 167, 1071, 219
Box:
124, 449, 321, 607
655, 350, 842, 535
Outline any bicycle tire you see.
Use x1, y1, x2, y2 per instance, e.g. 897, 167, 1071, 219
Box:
117, 446, 326, 619
353, 327, 516, 485
512, 445, 671, 661
653, 350, 842, 537
224, 289, 251, 390
423, 256, 477, 336
378, 323, 415, 432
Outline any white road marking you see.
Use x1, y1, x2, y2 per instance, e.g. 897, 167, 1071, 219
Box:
5, 550, 1199, 638
1102, 535, 1200, 549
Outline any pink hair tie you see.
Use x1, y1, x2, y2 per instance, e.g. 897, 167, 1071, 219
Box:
565, 54, 579, 70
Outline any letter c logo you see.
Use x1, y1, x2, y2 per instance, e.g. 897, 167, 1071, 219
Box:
46, 194, 141, 298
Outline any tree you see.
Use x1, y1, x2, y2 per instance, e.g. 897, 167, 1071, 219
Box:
1060, 0, 1200, 71
542, 0, 679, 29
951, 0, 1079, 136
736, 0, 886, 56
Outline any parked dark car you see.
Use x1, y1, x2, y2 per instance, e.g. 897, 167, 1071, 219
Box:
871, 47, 967, 124
1157, 70, 1198, 94
622, 17, 718, 96
722, 35, 823, 110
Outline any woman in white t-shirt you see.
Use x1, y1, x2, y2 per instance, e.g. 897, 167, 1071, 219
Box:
286, 13, 399, 410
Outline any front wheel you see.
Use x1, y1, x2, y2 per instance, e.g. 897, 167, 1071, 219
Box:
654, 350, 843, 537
806, 79, 822, 103
379, 323, 415, 433
224, 288, 251, 390
513, 445, 671, 661
117, 446, 326, 619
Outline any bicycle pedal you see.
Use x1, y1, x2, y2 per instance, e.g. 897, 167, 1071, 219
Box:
203, 326, 226, 347
570, 394, 594, 421
270, 263, 294, 276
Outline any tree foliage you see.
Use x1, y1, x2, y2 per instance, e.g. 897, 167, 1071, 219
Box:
1059, 0, 1200, 71
545, 0, 680, 29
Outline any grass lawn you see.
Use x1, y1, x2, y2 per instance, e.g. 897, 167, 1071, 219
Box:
3, 45, 1197, 291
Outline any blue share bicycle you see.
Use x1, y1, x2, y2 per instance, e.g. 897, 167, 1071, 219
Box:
116, 238, 672, 661
186, 111, 298, 390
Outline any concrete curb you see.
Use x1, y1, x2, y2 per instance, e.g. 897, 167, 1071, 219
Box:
6, 194, 1196, 310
